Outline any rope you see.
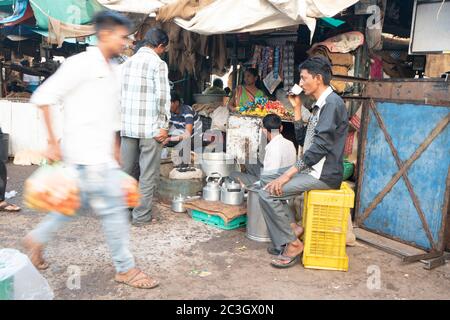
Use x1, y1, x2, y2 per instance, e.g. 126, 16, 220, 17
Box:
436, 0, 445, 20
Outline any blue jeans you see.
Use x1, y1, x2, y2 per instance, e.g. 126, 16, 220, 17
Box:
30, 164, 135, 273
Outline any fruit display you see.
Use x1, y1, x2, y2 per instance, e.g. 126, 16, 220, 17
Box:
238, 97, 293, 120
24, 164, 81, 216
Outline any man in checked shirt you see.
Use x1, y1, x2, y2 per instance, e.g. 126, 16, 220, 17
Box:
120, 28, 171, 226
259, 56, 349, 268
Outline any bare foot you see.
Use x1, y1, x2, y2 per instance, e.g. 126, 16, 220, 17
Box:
270, 240, 304, 268
115, 268, 159, 289
22, 235, 49, 270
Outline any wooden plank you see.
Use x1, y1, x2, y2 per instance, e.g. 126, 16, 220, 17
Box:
442, 167, 450, 251
421, 252, 450, 270
355, 100, 370, 226
364, 80, 450, 106
425, 54, 450, 78
402, 252, 442, 263
332, 74, 369, 83
354, 228, 426, 258
359, 113, 450, 223
369, 101, 437, 250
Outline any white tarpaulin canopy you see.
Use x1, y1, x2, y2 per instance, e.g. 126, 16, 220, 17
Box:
99, 0, 359, 35
98, 0, 167, 14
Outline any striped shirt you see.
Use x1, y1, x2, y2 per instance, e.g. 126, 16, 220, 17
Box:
170, 104, 200, 130
120, 47, 171, 139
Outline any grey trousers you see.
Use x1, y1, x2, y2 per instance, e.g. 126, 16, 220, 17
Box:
229, 163, 262, 186
121, 136, 162, 224
229, 171, 259, 186
258, 169, 331, 248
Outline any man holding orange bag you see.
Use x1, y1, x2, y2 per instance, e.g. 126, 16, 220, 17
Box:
22, 11, 159, 289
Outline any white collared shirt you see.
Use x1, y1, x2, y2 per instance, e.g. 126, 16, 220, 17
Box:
31, 47, 121, 165
315, 86, 333, 115
263, 134, 297, 174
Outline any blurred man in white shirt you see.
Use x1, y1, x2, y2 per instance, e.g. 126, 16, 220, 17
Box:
23, 11, 159, 290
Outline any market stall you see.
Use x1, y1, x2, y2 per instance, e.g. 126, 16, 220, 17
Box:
154, 0, 450, 272
1, 0, 448, 273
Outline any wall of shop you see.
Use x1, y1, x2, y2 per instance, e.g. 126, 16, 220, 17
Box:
0, 99, 63, 156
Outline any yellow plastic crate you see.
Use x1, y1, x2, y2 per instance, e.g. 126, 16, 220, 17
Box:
301, 182, 354, 272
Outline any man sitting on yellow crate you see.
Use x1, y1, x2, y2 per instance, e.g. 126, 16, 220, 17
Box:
259, 56, 349, 269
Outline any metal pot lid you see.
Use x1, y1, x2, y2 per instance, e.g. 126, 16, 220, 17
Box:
173, 194, 186, 201
202, 152, 235, 161
225, 181, 241, 189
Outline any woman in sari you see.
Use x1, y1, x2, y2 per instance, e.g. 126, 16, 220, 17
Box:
228, 68, 266, 111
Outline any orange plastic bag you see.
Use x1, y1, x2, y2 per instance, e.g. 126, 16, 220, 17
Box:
119, 171, 141, 208
24, 163, 81, 216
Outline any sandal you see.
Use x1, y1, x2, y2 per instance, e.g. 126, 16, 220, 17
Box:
115, 268, 159, 289
267, 245, 286, 256
270, 241, 303, 269
0, 201, 21, 212
270, 254, 301, 269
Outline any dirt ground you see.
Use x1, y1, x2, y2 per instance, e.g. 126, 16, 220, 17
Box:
1, 164, 449, 300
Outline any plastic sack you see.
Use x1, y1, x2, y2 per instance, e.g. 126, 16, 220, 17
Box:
0, 249, 54, 300
210, 106, 229, 132
263, 70, 282, 94
118, 171, 140, 208
24, 163, 81, 216
169, 168, 203, 180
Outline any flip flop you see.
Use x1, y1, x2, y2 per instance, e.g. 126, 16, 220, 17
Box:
0, 202, 21, 212
270, 254, 301, 269
267, 245, 286, 256
115, 268, 159, 289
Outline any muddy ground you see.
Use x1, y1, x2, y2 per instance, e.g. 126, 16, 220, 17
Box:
1, 164, 449, 300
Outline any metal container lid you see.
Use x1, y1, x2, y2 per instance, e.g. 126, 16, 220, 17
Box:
225, 181, 242, 190
173, 194, 186, 201
202, 152, 235, 162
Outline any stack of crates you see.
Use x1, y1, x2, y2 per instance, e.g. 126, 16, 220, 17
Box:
301, 182, 354, 271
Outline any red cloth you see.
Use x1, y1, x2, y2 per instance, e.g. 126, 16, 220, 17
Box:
370, 56, 383, 79
350, 113, 361, 131
344, 131, 355, 156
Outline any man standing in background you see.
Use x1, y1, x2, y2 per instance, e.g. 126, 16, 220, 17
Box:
120, 28, 171, 226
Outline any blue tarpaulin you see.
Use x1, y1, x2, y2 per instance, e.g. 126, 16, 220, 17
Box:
0, 0, 28, 24
1, 23, 36, 37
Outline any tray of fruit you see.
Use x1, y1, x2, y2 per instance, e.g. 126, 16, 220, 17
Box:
237, 97, 294, 120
